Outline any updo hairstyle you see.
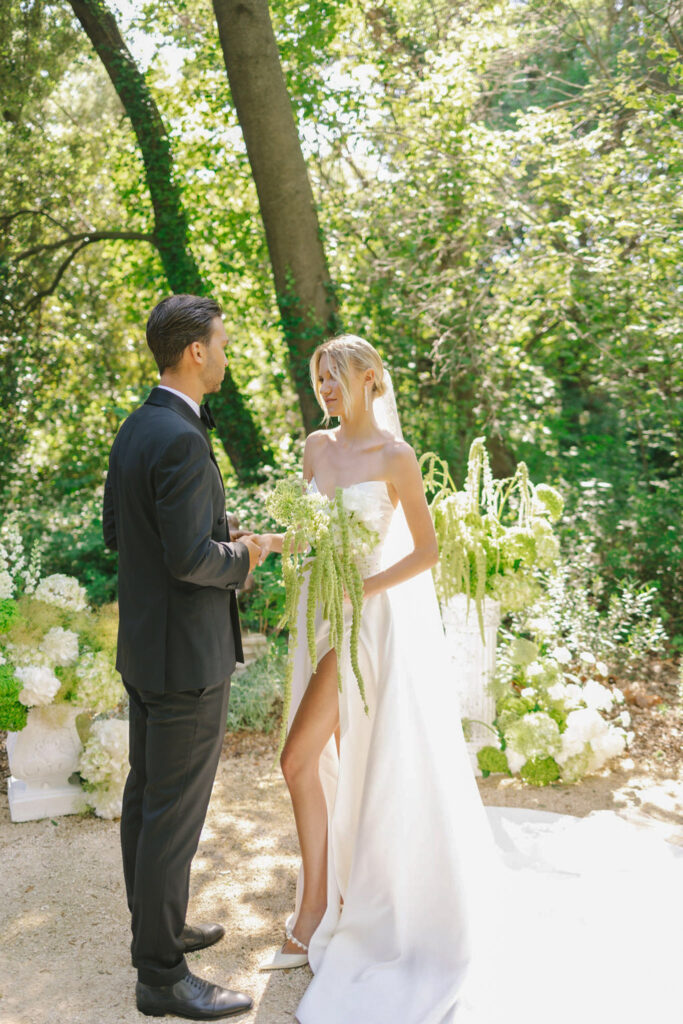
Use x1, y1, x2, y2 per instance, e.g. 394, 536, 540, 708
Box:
310, 334, 386, 422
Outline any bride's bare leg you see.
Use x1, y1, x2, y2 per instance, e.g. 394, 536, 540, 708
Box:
280, 648, 339, 952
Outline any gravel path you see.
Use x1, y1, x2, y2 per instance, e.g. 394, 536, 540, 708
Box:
1, 737, 681, 1024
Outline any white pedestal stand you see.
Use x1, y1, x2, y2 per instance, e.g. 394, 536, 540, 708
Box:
441, 594, 501, 775
6, 705, 86, 822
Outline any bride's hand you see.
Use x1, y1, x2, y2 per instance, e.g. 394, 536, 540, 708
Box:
250, 532, 285, 563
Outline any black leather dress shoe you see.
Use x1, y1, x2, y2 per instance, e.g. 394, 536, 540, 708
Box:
182, 923, 226, 953
136, 972, 253, 1019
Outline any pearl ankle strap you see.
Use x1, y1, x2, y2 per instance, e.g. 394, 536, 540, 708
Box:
285, 925, 309, 953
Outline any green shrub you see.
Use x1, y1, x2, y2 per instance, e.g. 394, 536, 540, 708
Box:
226, 640, 285, 733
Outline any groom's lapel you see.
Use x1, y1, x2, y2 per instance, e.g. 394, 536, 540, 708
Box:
145, 387, 225, 496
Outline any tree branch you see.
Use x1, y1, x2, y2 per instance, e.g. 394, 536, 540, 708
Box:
15, 230, 155, 261
22, 241, 90, 311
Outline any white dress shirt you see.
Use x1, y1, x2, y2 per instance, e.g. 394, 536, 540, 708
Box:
157, 384, 201, 419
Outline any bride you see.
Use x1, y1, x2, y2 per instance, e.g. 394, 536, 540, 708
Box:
258, 335, 682, 1024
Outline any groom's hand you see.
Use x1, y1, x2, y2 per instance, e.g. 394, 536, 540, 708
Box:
242, 536, 263, 572
250, 533, 275, 565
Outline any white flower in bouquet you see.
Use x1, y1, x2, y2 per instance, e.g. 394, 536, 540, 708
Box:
338, 487, 385, 535
34, 574, 87, 612
595, 660, 609, 678
74, 651, 124, 714
79, 718, 129, 819
503, 711, 562, 774
579, 651, 596, 666
41, 627, 79, 667
0, 570, 14, 600
15, 664, 62, 706
618, 710, 631, 728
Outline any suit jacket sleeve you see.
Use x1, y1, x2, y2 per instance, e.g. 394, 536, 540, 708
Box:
154, 431, 250, 589
103, 467, 117, 552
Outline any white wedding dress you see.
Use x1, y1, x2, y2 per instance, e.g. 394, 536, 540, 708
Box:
285, 478, 683, 1024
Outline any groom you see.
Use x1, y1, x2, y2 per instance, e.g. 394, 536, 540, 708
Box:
103, 294, 262, 1019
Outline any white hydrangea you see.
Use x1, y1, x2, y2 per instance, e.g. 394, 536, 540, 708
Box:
74, 651, 124, 714
503, 712, 562, 773
15, 664, 61, 706
0, 570, 14, 600
41, 627, 79, 667
551, 646, 572, 665
34, 574, 87, 612
556, 708, 626, 775
547, 681, 584, 709
89, 786, 125, 820
582, 679, 614, 712
80, 718, 129, 819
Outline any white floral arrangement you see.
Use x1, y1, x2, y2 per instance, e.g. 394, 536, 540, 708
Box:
79, 718, 129, 819
421, 439, 564, 637
0, 520, 126, 817
477, 637, 632, 785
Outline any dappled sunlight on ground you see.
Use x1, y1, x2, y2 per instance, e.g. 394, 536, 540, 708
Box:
1, 741, 680, 1023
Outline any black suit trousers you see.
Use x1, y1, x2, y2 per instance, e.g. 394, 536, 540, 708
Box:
120, 677, 230, 985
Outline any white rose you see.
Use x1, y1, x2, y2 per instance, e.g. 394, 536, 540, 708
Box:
16, 664, 61, 706
41, 627, 79, 667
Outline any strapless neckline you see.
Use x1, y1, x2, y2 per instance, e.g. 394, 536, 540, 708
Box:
309, 476, 393, 503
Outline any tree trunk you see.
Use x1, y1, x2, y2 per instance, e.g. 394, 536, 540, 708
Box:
212, 0, 339, 433
68, 0, 270, 481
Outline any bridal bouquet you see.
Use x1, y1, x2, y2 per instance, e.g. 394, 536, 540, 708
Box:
0, 517, 126, 817
420, 438, 564, 637
266, 479, 380, 749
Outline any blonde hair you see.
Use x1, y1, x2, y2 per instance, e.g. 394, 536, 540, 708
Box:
310, 334, 386, 423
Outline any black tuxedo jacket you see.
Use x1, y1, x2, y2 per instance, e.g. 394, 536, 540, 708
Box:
103, 387, 250, 693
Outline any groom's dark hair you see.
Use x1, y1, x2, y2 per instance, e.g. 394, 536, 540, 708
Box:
146, 294, 223, 373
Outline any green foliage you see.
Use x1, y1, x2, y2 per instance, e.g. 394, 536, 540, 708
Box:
0, 664, 28, 731
476, 745, 509, 778
520, 757, 561, 787
226, 640, 285, 733
0, 599, 18, 634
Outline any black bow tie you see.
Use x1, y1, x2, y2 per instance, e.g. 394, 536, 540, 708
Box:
200, 402, 216, 430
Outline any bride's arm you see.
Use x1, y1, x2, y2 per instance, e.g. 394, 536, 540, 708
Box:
363, 444, 438, 598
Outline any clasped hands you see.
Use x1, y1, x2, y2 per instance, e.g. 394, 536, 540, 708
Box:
233, 530, 281, 571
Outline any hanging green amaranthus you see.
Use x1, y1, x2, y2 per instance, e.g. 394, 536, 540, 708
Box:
266, 479, 379, 752
420, 438, 564, 639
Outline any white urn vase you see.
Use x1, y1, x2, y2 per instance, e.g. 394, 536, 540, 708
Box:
441, 594, 501, 775
6, 704, 86, 822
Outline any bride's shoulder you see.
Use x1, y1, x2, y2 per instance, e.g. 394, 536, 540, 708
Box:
381, 436, 419, 475
303, 429, 334, 478
304, 429, 334, 456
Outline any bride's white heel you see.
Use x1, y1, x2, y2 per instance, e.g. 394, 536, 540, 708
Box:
259, 925, 309, 971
